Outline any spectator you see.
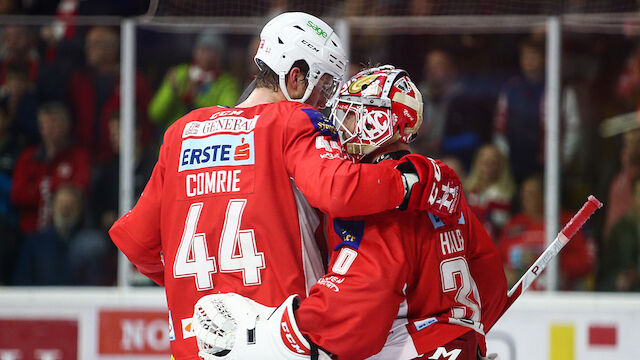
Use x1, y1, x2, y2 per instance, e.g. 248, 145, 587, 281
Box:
615, 45, 640, 112
13, 184, 112, 285
466, 143, 516, 239
0, 95, 20, 285
0, 95, 19, 219
499, 174, 595, 290
67, 26, 152, 163
599, 175, 640, 291
412, 49, 486, 167
91, 111, 154, 232
36, 6, 85, 103
604, 127, 640, 238
494, 37, 583, 184
10, 102, 90, 234
148, 30, 240, 128
0, 25, 38, 85
1, 63, 39, 144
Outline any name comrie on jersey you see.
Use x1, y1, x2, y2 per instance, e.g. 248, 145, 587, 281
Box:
178, 133, 255, 172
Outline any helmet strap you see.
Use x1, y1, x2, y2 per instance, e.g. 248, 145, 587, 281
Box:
279, 72, 314, 104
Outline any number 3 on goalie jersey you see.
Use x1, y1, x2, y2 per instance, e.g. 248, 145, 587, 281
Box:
173, 200, 266, 290
439, 257, 480, 321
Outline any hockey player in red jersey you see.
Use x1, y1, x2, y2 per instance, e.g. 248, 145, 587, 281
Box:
109, 12, 464, 360
191, 66, 508, 360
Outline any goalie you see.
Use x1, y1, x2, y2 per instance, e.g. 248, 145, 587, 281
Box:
192, 66, 508, 360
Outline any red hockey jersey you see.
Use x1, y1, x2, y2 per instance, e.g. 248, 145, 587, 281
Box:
11, 144, 90, 233
109, 102, 407, 359
296, 189, 508, 359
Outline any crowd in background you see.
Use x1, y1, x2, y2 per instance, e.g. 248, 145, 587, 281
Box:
0, 0, 639, 292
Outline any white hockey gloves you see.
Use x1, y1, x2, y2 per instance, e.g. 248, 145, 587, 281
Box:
192, 293, 331, 360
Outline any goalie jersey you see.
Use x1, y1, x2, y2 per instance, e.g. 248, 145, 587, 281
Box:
296, 188, 508, 359
109, 102, 407, 359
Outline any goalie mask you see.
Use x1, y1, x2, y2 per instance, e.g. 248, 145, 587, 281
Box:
330, 65, 423, 161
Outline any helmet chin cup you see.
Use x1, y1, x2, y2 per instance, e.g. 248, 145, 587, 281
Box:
278, 72, 314, 104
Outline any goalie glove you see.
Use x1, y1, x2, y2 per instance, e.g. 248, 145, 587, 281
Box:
396, 154, 462, 225
192, 293, 331, 360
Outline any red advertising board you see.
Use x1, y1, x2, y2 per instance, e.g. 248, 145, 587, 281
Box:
0, 319, 78, 359
99, 310, 170, 355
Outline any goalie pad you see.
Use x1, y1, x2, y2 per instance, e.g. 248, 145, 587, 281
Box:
192, 293, 331, 360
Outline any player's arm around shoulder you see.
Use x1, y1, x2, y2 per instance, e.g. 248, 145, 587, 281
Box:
282, 105, 405, 218
394, 154, 465, 225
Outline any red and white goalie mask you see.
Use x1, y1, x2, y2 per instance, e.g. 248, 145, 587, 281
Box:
329, 65, 423, 161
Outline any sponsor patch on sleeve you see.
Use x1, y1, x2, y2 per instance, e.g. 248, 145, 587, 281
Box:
332, 219, 365, 251
301, 108, 338, 141
315, 135, 345, 160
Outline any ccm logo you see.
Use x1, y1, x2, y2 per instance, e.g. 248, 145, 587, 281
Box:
280, 311, 309, 355
301, 39, 320, 53
281, 322, 305, 354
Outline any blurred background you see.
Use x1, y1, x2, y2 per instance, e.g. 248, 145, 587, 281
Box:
0, 0, 639, 359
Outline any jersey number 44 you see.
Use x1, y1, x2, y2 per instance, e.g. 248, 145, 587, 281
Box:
173, 199, 266, 290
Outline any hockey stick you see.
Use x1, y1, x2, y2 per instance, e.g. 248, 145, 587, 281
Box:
486, 195, 603, 332
236, 78, 256, 106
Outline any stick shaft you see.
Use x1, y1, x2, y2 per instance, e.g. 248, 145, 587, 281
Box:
509, 195, 601, 296
489, 196, 602, 331
506, 233, 567, 297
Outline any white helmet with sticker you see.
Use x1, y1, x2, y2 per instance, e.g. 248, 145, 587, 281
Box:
255, 12, 348, 104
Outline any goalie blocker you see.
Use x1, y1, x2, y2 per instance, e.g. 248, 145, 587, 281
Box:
192, 293, 331, 360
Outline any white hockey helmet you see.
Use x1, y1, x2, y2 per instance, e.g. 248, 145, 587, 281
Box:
255, 12, 348, 105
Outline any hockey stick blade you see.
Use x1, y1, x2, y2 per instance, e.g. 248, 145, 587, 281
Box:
494, 196, 603, 328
